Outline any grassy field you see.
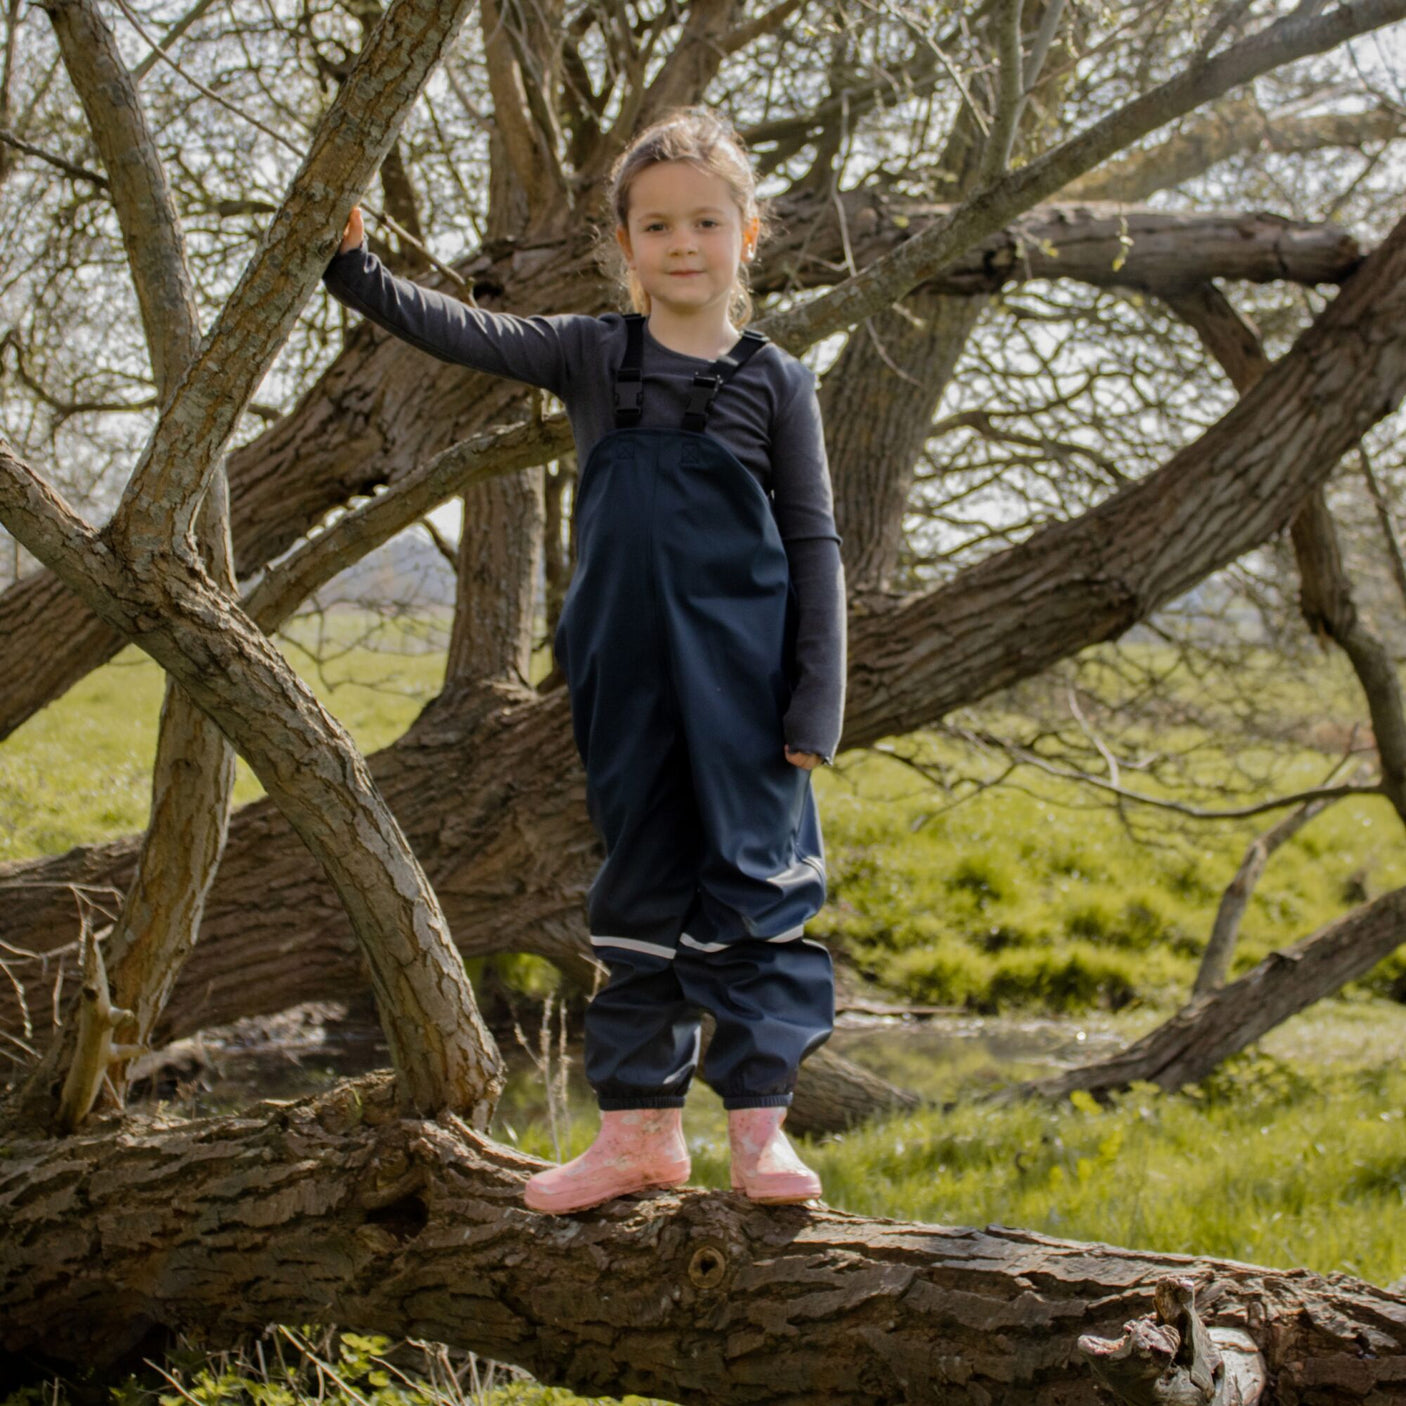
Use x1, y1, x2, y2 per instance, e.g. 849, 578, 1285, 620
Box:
6, 628, 1403, 1012
3, 626, 1405, 1404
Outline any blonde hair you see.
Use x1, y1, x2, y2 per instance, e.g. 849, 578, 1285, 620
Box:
603, 107, 771, 327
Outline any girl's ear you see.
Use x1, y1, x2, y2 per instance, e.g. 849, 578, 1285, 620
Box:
615, 224, 634, 267
742, 213, 760, 261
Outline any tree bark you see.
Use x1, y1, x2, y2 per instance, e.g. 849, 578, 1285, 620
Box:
3, 1073, 1403, 1402
18, 0, 238, 1134
445, 466, 545, 688
786, 1043, 921, 1135
827, 291, 986, 595
1292, 490, 1406, 821
0, 204, 1360, 738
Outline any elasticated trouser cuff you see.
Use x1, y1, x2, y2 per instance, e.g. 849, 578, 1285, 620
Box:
721, 1092, 794, 1110
596, 1093, 688, 1111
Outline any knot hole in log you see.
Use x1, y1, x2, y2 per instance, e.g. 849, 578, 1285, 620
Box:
687, 1243, 728, 1290
364, 1192, 429, 1245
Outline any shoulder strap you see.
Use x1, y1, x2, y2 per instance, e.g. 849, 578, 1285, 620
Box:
681, 328, 768, 434
613, 314, 646, 428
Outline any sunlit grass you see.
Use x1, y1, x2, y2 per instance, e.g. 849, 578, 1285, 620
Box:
815, 727, 1406, 1011
0, 616, 444, 862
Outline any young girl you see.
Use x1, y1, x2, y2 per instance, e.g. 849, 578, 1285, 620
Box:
324, 107, 846, 1213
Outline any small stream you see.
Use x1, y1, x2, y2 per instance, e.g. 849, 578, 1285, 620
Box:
134, 1001, 1136, 1140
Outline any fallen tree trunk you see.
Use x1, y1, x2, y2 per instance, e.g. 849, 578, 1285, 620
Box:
1023, 885, 1406, 1101
3, 1073, 1403, 1404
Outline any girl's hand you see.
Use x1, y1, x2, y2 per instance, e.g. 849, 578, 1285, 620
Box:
785, 746, 822, 771
339, 206, 364, 254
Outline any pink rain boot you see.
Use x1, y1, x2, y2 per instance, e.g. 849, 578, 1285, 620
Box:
523, 1107, 691, 1214
728, 1106, 822, 1204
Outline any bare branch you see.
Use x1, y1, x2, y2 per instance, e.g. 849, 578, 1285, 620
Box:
1060, 97, 1405, 203
949, 723, 1377, 821
1359, 444, 1406, 614
245, 415, 569, 629
761, 0, 1406, 352
721, 0, 805, 55
974, 0, 1026, 187
108, 0, 483, 562
1193, 767, 1363, 996
0, 124, 107, 186
839, 204, 1406, 748
130, 0, 221, 83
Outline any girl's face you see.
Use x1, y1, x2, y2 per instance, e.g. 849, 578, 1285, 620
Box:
616, 161, 759, 322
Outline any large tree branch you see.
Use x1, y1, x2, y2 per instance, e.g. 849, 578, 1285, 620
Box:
841, 200, 1406, 746
759, 0, 1406, 351
107, 0, 481, 564
1026, 884, 1406, 1100
1293, 490, 1406, 819
3, 1073, 1404, 1399
245, 415, 569, 631
480, 0, 567, 228
1060, 97, 1405, 204
43, 0, 199, 392
26, 0, 236, 1134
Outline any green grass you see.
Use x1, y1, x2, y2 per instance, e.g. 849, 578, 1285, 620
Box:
0, 620, 444, 863
814, 728, 1406, 1012
802, 1060, 1406, 1287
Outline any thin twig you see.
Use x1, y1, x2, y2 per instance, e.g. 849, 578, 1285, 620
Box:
107, 0, 470, 290
952, 724, 1379, 820
0, 127, 107, 186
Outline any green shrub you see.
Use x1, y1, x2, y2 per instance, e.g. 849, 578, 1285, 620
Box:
985, 944, 1140, 1012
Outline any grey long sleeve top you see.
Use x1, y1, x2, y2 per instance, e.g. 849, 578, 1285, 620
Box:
322, 243, 847, 762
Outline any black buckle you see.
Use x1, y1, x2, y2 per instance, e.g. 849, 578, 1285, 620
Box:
613, 369, 644, 425
682, 371, 721, 431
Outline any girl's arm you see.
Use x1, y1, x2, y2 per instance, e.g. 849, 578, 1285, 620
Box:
323, 209, 586, 399
770, 362, 847, 767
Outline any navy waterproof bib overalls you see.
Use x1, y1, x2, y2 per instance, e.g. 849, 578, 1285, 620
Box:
553, 315, 834, 1110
